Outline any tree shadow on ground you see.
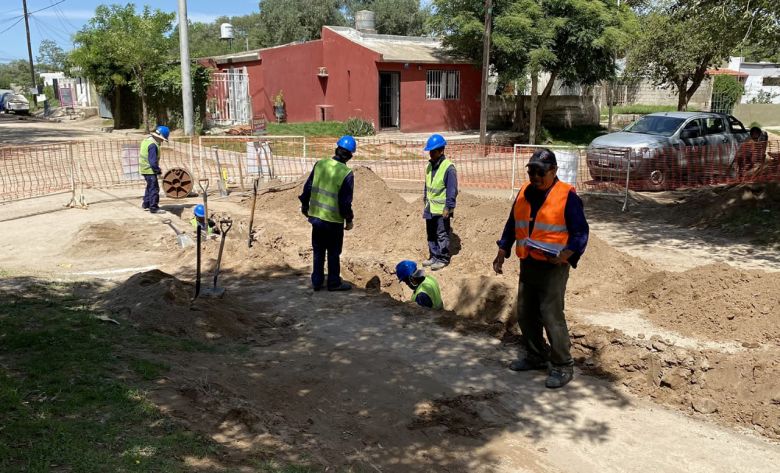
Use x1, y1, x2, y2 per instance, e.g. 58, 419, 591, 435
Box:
1, 261, 634, 472
583, 190, 780, 269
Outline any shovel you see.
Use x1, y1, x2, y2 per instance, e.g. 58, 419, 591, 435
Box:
202, 217, 233, 298
248, 177, 259, 248
212, 146, 229, 197
162, 218, 194, 248
198, 178, 209, 223
191, 221, 202, 305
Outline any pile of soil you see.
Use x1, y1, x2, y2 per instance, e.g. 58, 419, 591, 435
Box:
569, 321, 780, 439
98, 270, 275, 340
625, 263, 780, 343
669, 182, 780, 227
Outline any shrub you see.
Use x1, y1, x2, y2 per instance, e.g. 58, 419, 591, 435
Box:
712, 75, 744, 113
343, 117, 375, 136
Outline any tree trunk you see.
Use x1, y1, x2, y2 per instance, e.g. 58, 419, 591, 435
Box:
512, 90, 527, 132
529, 73, 538, 144
534, 71, 557, 141
686, 61, 710, 108
137, 70, 150, 133
676, 78, 688, 111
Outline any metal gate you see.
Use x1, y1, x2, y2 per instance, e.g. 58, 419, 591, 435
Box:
207, 70, 251, 126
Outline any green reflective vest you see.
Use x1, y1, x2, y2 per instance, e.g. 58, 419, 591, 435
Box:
309, 158, 352, 224
425, 158, 453, 215
412, 276, 443, 310
139, 136, 158, 175
191, 217, 213, 235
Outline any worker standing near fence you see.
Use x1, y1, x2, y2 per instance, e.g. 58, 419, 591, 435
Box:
492, 148, 589, 389
298, 135, 356, 292
395, 259, 443, 309
422, 134, 458, 271
139, 125, 170, 214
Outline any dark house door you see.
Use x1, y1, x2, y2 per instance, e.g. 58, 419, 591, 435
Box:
379, 72, 400, 129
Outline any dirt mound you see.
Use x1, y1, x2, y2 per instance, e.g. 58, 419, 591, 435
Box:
570, 322, 780, 439
99, 270, 274, 340
670, 182, 780, 226
625, 263, 780, 343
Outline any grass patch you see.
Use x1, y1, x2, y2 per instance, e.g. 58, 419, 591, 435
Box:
267, 121, 345, 137
542, 125, 609, 147
0, 281, 301, 472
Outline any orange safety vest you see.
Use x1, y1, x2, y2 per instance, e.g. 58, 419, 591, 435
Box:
514, 180, 572, 261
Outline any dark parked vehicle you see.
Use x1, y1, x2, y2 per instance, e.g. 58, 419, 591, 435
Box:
586, 112, 750, 190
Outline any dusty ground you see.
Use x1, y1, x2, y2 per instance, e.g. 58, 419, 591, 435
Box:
1, 162, 779, 472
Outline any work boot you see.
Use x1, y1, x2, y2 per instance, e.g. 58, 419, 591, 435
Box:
422, 258, 435, 267
430, 261, 447, 271
150, 208, 166, 214
509, 357, 548, 372
328, 282, 352, 292
545, 366, 574, 389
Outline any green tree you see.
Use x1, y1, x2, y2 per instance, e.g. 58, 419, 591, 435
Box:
344, 0, 432, 35
257, 0, 346, 45
0, 60, 35, 89
432, 0, 634, 142
627, 1, 780, 111
70, 4, 175, 131
36, 40, 67, 72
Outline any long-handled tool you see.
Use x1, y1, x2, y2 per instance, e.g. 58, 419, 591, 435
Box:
212, 146, 229, 197
248, 177, 259, 248
202, 217, 233, 298
198, 179, 209, 227
191, 221, 202, 305
162, 218, 195, 248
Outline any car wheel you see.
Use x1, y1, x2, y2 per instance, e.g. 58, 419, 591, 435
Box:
643, 157, 677, 191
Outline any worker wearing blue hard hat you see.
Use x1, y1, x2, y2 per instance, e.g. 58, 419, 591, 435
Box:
140, 124, 170, 214
395, 259, 443, 309
190, 204, 218, 236
422, 133, 458, 271
298, 135, 357, 292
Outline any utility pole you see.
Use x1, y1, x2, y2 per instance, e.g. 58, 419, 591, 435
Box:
478, 0, 492, 146
178, 0, 194, 136
22, 0, 36, 92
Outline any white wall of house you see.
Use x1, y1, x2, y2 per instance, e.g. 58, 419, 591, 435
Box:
728, 57, 780, 104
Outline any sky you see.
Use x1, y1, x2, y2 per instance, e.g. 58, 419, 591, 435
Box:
0, 0, 262, 62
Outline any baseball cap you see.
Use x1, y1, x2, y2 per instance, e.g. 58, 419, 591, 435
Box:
527, 149, 557, 169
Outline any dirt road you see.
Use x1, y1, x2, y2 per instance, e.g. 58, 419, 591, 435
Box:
1, 183, 778, 471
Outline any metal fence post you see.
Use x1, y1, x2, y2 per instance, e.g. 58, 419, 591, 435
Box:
622, 148, 631, 212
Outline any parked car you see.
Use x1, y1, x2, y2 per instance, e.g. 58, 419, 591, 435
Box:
0, 92, 30, 115
586, 112, 750, 190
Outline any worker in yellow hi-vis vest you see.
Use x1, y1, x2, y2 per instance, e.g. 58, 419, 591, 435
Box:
395, 260, 443, 309
139, 125, 169, 214
298, 135, 356, 292
422, 134, 458, 271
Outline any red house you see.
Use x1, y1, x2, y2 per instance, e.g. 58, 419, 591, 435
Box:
201, 24, 482, 132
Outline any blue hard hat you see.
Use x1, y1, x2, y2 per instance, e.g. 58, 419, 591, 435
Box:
194, 204, 205, 217
337, 135, 357, 153
153, 125, 170, 141
395, 260, 418, 281
423, 134, 446, 151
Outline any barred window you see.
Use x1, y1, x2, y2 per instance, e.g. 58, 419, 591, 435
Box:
763, 76, 780, 86
426, 70, 460, 100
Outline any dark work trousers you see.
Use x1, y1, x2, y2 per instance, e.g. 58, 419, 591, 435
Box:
311, 219, 345, 289
425, 216, 451, 263
142, 174, 160, 210
517, 259, 573, 366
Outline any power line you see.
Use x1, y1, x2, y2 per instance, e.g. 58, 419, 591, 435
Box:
0, 16, 24, 35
